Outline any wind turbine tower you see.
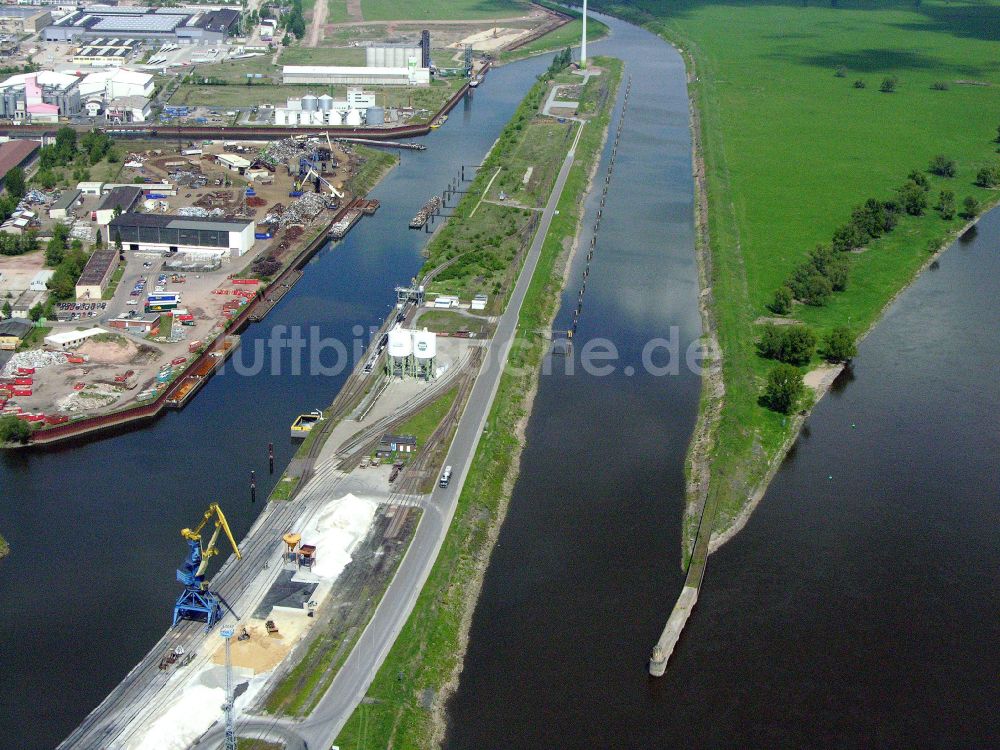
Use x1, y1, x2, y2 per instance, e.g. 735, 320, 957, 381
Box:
581, 0, 588, 69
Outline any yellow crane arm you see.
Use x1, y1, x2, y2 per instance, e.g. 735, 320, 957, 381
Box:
213, 504, 242, 561
181, 503, 243, 581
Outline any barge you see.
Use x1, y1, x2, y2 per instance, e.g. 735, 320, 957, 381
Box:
409, 195, 441, 229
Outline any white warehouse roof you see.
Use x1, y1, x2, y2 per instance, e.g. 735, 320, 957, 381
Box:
44, 327, 106, 345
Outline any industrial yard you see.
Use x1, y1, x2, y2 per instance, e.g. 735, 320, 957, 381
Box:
0, 135, 387, 432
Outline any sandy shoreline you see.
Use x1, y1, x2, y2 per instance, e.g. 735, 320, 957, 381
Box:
428, 79, 620, 745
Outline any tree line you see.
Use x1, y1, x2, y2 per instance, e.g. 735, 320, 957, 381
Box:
760, 128, 1000, 414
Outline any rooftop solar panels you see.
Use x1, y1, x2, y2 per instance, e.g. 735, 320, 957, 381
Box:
91, 15, 182, 33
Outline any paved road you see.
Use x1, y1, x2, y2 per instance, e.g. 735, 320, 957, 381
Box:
278, 121, 589, 749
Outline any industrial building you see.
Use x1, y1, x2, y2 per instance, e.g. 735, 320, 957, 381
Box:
366, 43, 421, 68
0, 139, 39, 188
107, 213, 255, 258
72, 37, 141, 66
48, 188, 82, 220
282, 65, 430, 87
0, 70, 81, 121
108, 313, 160, 335
273, 89, 380, 126
44, 327, 107, 350
102, 95, 151, 122
74, 246, 119, 300
0, 6, 52, 34
43, 7, 240, 43
94, 185, 142, 225
79, 68, 154, 100
0, 318, 31, 350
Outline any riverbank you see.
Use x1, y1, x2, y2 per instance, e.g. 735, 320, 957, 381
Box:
333, 56, 622, 749
587, 1, 1000, 558
0, 533, 7, 559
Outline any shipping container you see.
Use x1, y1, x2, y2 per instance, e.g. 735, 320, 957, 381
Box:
14, 378, 32, 386
12, 389, 32, 397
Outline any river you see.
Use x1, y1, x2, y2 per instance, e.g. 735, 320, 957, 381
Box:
443, 13, 1000, 750
0, 53, 553, 750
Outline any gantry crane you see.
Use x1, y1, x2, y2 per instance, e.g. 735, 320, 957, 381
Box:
173, 503, 242, 630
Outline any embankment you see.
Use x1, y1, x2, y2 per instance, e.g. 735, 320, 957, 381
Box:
333, 57, 623, 749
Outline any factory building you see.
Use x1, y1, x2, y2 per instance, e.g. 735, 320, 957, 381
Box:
48, 188, 82, 220
43, 7, 240, 43
0, 318, 32, 350
44, 327, 107, 350
74, 246, 118, 300
77, 67, 154, 100
282, 65, 430, 87
421, 29, 430, 68
0, 139, 39, 188
107, 213, 255, 258
0, 70, 81, 121
72, 37, 142, 67
273, 88, 379, 126
93, 185, 142, 225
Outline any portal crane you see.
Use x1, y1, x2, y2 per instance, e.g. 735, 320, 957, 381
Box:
173, 503, 242, 630
303, 166, 344, 198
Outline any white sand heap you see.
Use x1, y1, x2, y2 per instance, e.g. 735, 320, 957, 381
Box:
304, 493, 380, 581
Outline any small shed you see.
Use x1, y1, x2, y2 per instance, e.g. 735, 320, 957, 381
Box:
376, 433, 417, 457
49, 189, 82, 220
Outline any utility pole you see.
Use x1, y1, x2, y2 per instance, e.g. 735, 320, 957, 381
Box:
221, 626, 237, 750
581, 0, 588, 69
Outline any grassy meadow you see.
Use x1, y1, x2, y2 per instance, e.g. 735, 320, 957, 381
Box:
594, 0, 1000, 534
359, 0, 530, 21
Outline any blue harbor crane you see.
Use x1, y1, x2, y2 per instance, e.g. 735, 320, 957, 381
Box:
173, 503, 242, 630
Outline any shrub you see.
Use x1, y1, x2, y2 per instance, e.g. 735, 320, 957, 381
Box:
763, 364, 804, 414
853, 79, 866, 89
961, 195, 980, 219
897, 180, 929, 216
0, 415, 31, 445
769, 286, 793, 315
823, 326, 857, 363
834, 66, 847, 78
974, 165, 1000, 188
936, 190, 956, 220
802, 273, 833, 306
930, 81, 950, 91
879, 76, 897, 93
928, 155, 956, 177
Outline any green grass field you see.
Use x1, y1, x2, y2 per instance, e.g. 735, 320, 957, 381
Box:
333, 55, 622, 750
325, 0, 352, 23
278, 45, 365, 66
360, 0, 530, 22
595, 0, 1000, 535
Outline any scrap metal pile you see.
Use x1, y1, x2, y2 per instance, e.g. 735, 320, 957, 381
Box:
263, 192, 328, 227
2, 351, 68, 377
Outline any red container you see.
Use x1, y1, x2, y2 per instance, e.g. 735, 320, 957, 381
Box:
171, 357, 187, 366
231, 278, 259, 285
14, 377, 32, 386
12, 389, 32, 397
17, 367, 35, 375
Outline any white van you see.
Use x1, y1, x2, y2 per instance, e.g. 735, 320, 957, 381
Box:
439, 466, 452, 488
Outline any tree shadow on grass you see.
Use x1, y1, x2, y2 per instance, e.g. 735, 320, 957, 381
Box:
894, 3, 1000, 43
773, 47, 989, 77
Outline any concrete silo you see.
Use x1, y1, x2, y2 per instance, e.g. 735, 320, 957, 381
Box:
387, 326, 414, 377
412, 328, 437, 380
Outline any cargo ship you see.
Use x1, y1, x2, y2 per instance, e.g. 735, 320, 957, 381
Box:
330, 208, 362, 239
430, 114, 448, 129
409, 195, 441, 229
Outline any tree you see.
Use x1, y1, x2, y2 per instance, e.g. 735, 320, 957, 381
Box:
853, 79, 866, 89
834, 66, 847, 78
832, 221, 867, 252
974, 165, 1000, 188
907, 170, 930, 190
1, 300, 10, 318
927, 155, 956, 177
35, 169, 58, 189
4, 166, 25, 200
897, 180, 929, 215
803, 273, 832, 306
0, 414, 31, 445
28, 302, 43, 322
770, 286, 793, 315
879, 76, 897, 93
961, 195, 980, 219
823, 326, 857, 362
758, 324, 817, 366
763, 364, 804, 414
936, 190, 956, 220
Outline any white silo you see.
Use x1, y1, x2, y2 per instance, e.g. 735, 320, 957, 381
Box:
302, 94, 318, 111
318, 94, 333, 111
345, 109, 362, 127
387, 326, 413, 377
411, 328, 437, 379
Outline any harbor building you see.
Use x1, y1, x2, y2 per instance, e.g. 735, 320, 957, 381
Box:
107, 213, 255, 258
43, 7, 240, 43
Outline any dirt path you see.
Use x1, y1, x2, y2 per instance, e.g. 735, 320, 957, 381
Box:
306, 0, 329, 47
346, 0, 363, 23
324, 14, 538, 29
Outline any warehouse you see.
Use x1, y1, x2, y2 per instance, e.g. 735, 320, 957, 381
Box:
79, 68, 155, 100
44, 327, 107, 350
282, 65, 430, 87
107, 213, 255, 258
0, 139, 39, 188
0, 318, 32, 350
74, 247, 119, 300
108, 314, 160, 335
43, 7, 239, 43
94, 185, 142, 226
0, 6, 52, 34
49, 188, 82, 220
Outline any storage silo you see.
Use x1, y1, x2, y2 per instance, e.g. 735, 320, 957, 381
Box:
326, 109, 342, 126
366, 106, 385, 126
387, 326, 413, 377
412, 328, 436, 379
302, 94, 318, 111
344, 109, 362, 127
318, 94, 333, 111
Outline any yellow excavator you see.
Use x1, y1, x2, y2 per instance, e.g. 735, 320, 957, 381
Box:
173, 503, 242, 630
